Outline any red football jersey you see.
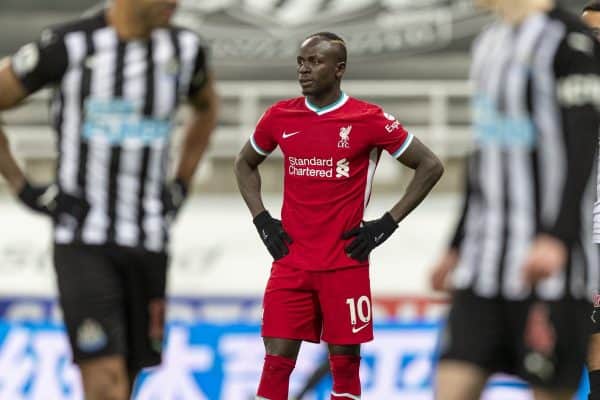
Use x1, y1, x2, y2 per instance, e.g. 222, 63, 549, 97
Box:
251, 92, 413, 271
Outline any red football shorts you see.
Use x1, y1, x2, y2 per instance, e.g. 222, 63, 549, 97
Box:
261, 263, 373, 345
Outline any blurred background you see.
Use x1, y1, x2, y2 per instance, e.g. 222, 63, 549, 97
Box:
0, 0, 591, 399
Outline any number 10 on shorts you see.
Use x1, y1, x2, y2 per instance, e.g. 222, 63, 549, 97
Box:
346, 296, 372, 326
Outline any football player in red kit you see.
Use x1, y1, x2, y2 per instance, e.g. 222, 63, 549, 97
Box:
234, 32, 444, 400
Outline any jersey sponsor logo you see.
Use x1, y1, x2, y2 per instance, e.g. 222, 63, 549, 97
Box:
282, 130, 301, 139
338, 126, 352, 148
288, 156, 334, 178
557, 74, 600, 109
336, 158, 350, 178
287, 156, 350, 179
473, 95, 535, 148
384, 112, 402, 133
82, 98, 172, 144
76, 318, 108, 353
12, 43, 40, 76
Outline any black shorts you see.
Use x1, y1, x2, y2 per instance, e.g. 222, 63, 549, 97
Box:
439, 290, 591, 390
53, 244, 168, 371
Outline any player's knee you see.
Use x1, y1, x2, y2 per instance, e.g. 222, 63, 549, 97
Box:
264, 338, 302, 359
329, 354, 361, 398
80, 357, 129, 400
257, 355, 297, 400
435, 360, 488, 400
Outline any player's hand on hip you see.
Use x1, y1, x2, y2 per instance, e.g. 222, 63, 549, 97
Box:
253, 210, 293, 260
17, 181, 55, 216
162, 178, 188, 223
18, 181, 89, 222
430, 249, 459, 292
342, 212, 398, 262
522, 234, 567, 284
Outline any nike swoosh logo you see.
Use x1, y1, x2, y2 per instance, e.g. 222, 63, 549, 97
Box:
282, 131, 301, 139
352, 323, 370, 334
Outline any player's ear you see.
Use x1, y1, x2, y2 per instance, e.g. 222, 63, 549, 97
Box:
336, 61, 346, 79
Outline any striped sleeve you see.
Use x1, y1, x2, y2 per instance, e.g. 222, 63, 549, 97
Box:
250, 107, 278, 156
544, 32, 600, 245
11, 28, 68, 93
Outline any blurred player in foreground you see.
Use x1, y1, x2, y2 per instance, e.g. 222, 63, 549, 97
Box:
430, 0, 600, 399
234, 32, 444, 400
583, 1, 600, 40
582, 4, 600, 400
0, 0, 218, 398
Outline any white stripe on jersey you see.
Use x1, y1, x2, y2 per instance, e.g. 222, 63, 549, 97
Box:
55, 32, 86, 244
82, 27, 117, 244
83, 137, 111, 244
533, 21, 569, 301
503, 148, 536, 299
474, 146, 503, 298
502, 14, 547, 300
114, 41, 147, 247
144, 139, 166, 252
470, 25, 512, 298
152, 29, 177, 119
178, 30, 200, 98
534, 21, 568, 227
584, 174, 599, 299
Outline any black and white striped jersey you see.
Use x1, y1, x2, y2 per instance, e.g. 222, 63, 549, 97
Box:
9, 11, 208, 252
450, 8, 600, 301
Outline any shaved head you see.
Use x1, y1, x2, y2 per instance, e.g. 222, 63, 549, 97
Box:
302, 32, 347, 64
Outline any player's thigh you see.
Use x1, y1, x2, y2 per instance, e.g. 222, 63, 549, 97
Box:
438, 290, 507, 371
590, 333, 600, 370
318, 266, 373, 345
435, 360, 489, 400
513, 299, 589, 392
120, 248, 168, 373
262, 264, 322, 343
53, 244, 127, 363
79, 354, 129, 400
531, 388, 574, 400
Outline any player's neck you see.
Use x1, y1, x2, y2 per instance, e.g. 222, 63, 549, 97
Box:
306, 89, 343, 110
107, 3, 152, 40
497, 0, 554, 23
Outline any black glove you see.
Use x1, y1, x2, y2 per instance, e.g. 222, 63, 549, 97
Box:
162, 178, 188, 222
342, 212, 398, 262
253, 210, 293, 260
18, 182, 89, 222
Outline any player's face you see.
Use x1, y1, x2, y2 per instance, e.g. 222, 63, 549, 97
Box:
296, 38, 345, 97
583, 10, 600, 41
136, 0, 178, 27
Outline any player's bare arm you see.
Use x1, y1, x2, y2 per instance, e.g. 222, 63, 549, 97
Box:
390, 137, 444, 223
235, 142, 292, 260
0, 57, 75, 218
343, 137, 443, 262
0, 58, 32, 193
174, 72, 219, 186
234, 141, 267, 218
